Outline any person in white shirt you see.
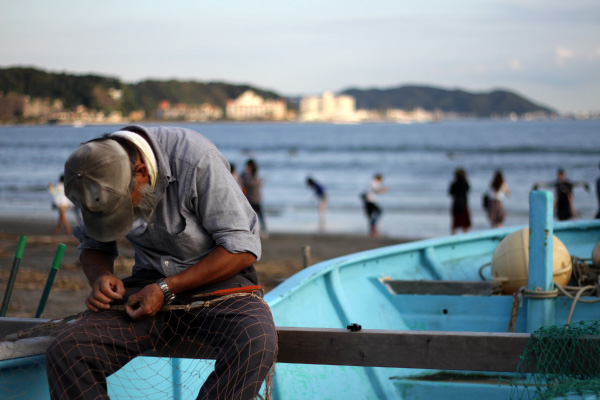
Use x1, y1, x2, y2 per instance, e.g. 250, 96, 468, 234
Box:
361, 174, 389, 237
487, 170, 511, 228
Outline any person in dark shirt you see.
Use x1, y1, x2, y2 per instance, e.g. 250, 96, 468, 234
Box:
448, 168, 471, 234
534, 168, 589, 221
306, 177, 327, 230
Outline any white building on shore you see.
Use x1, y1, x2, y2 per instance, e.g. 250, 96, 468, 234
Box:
299, 91, 362, 122
226, 90, 287, 121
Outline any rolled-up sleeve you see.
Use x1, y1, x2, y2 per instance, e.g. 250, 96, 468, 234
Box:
73, 224, 119, 259
190, 148, 262, 260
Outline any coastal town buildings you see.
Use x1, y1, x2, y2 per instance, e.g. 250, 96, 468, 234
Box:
299, 91, 362, 122
225, 90, 287, 121
385, 107, 436, 123
155, 100, 223, 121
0, 91, 141, 124
23, 96, 64, 119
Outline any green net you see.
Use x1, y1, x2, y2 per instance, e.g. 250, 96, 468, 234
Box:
510, 320, 600, 400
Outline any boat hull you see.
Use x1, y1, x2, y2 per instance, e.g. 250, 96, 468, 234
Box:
264, 220, 600, 399
1, 220, 599, 399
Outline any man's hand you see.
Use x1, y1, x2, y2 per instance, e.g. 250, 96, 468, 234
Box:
86, 274, 125, 312
125, 283, 164, 321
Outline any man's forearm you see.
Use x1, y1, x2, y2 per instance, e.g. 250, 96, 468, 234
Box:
80, 249, 116, 286
164, 246, 256, 295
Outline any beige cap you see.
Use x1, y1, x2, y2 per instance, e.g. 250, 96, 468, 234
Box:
64, 140, 134, 242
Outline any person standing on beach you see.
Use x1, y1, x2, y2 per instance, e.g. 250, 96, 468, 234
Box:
533, 168, 589, 221
361, 173, 389, 238
306, 176, 327, 231
48, 174, 73, 235
45, 126, 277, 400
449, 168, 471, 234
240, 159, 268, 237
486, 170, 511, 228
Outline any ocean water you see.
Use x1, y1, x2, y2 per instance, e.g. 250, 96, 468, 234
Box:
0, 120, 598, 239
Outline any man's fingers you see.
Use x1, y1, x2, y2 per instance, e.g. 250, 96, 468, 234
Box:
92, 289, 117, 305
100, 281, 124, 300
86, 295, 111, 311
85, 297, 99, 312
126, 297, 145, 320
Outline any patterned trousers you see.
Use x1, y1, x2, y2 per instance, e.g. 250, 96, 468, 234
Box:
46, 294, 277, 400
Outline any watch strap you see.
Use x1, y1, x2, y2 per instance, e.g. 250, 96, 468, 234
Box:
156, 278, 176, 305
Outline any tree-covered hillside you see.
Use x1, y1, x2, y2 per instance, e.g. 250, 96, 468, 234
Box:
342, 85, 554, 116
0, 67, 555, 119
0, 67, 281, 117
131, 80, 280, 113
0, 67, 124, 111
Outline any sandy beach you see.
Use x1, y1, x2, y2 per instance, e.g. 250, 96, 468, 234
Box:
0, 215, 413, 319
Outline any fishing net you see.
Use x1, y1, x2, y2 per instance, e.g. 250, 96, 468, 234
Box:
510, 320, 600, 400
0, 292, 277, 400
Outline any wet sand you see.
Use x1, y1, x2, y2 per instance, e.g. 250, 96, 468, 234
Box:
0, 216, 415, 319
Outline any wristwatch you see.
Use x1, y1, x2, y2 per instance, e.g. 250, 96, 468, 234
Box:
156, 278, 176, 305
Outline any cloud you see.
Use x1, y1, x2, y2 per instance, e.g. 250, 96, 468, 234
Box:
555, 45, 600, 66
509, 59, 524, 71
555, 47, 576, 66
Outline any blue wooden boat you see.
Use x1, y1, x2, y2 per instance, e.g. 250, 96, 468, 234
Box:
264, 215, 600, 399
1, 191, 599, 399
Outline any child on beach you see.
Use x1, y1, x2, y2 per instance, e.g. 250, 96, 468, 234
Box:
361, 174, 389, 238
48, 174, 73, 234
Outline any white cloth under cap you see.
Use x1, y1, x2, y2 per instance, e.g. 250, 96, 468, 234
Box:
111, 130, 158, 189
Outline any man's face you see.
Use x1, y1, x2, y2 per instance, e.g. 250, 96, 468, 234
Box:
130, 159, 156, 220
134, 182, 158, 220
130, 159, 149, 207
558, 172, 565, 182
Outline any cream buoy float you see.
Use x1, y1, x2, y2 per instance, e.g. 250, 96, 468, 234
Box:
491, 228, 572, 294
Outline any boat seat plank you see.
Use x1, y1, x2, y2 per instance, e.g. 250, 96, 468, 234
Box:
384, 280, 502, 296
2, 320, 599, 375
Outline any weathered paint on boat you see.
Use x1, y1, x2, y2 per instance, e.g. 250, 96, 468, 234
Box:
1, 219, 599, 399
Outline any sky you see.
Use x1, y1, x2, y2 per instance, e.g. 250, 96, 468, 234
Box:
1, 0, 599, 113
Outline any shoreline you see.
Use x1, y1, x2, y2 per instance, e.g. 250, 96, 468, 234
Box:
0, 215, 415, 319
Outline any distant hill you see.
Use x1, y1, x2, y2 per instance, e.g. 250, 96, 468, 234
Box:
131, 80, 280, 114
0, 67, 124, 110
0, 67, 281, 118
341, 85, 555, 117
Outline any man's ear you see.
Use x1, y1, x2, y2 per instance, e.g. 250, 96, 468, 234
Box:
135, 162, 148, 177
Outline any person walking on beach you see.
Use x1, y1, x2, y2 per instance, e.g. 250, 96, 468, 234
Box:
361, 173, 388, 238
449, 168, 471, 234
306, 176, 327, 231
48, 174, 73, 234
45, 126, 277, 400
240, 158, 267, 237
533, 168, 589, 221
486, 170, 511, 228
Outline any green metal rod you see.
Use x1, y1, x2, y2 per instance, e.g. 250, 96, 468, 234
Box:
0, 235, 27, 317
35, 243, 66, 318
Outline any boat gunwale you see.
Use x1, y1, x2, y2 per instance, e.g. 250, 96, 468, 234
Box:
264, 220, 600, 307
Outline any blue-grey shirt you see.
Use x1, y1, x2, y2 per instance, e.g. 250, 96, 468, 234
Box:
73, 126, 261, 288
